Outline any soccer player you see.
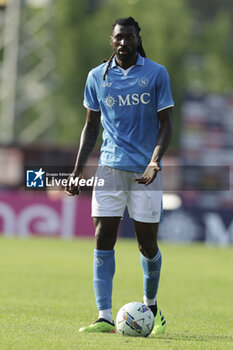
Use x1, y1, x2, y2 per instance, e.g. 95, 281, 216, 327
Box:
65, 17, 174, 334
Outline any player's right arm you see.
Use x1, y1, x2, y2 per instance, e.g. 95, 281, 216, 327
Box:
65, 108, 101, 196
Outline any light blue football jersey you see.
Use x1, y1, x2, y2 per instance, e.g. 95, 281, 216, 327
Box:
83, 54, 174, 172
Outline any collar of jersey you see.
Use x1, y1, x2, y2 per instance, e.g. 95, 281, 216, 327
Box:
110, 53, 144, 69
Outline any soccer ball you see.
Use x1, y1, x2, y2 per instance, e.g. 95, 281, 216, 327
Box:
116, 302, 154, 337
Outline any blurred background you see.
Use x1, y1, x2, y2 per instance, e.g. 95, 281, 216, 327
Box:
0, 0, 232, 244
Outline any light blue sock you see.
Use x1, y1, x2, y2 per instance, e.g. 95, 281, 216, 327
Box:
93, 249, 115, 311
140, 248, 162, 301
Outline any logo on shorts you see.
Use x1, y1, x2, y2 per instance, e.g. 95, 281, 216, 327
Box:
138, 77, 149, 87
95, 258, 104, 267
152, 210, 159, 216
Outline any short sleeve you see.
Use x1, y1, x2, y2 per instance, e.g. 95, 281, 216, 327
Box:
83, 71, 100, 111
156, 66, 174, 112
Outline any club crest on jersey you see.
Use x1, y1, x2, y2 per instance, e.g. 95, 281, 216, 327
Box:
104, 93, 151, 108
138, 77, 149, 87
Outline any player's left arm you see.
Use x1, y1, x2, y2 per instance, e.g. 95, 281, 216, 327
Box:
134, 107, 173, 185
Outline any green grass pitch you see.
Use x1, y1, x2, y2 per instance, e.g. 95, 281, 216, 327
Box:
0, 237, 232, 350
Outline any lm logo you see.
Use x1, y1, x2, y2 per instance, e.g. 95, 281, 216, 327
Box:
104, 93, 151, 108
26, 168, 45, 188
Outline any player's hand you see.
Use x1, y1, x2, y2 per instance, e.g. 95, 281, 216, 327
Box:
65, 171, 82, 196
133, 161, 161, 186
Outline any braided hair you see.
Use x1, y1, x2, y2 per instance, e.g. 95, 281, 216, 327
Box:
103, 17, 146, 80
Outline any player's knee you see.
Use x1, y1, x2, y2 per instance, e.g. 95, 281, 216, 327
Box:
95, 228, 116, 250
95, 230, 107, 249
138, 241, 158, 259
94, 217, 119, 250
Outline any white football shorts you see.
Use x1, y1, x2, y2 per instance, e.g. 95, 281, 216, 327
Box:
91, 165, 163, 223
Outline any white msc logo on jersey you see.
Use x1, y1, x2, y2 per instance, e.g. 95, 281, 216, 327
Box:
104, 93, 151, 108
138, 77, 149, 87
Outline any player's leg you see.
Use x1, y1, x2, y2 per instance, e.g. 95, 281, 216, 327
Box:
79, 166, 127, 333
79, 217, 121, 333
128, 174, 162, 308
134, 220, 166, 335
134, 221, 161, 312
93, 216, 121, 323
128, 172, 166, 334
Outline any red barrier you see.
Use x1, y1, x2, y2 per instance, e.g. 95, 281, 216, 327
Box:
0, 191, 95, 238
